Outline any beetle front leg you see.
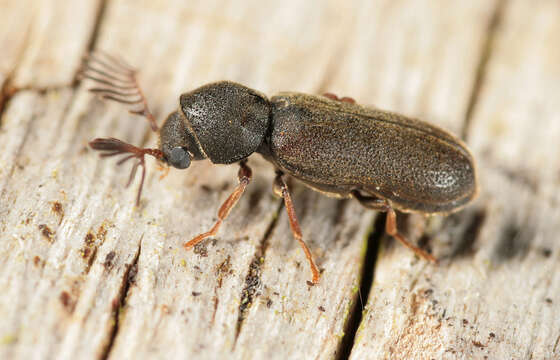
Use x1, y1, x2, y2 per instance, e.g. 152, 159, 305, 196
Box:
273, 172, 320, 284
352, 191, 438, 263
183, 160, 252, 250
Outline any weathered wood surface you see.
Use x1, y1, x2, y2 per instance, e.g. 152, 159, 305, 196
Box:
0, 0, 558, 359
350, 1, 560, 359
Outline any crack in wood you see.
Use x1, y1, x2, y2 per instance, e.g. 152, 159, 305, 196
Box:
233, 200, 283, 345
0, 15, 32, 125
0, 110, 39, 198
0, 83, 77, 135
335, 213, 385, 360
81, 0, 109, 71
209, 255, 232, 326
0, 79, 85, 207
462, 0, 507, 140
1, 0, 98, 121
0, 78, 17, 125
100, 236, 142, 360
0, 0, 108, 134
84, 245, 99, 275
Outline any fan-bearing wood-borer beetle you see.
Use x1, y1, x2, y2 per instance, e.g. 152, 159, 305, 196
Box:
80, 52, 478, 284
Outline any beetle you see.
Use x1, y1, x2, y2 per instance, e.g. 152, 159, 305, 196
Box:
79, 52, 478, 284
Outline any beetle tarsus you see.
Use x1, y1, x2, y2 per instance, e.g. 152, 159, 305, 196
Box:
183, 161, 253, 250
79, 51, 159, 132
352, 190, 438, 263
184, 220, 223, 250
274, 172, 320, 284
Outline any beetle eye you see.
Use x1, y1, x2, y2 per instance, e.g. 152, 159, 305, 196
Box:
168, 147, 191, 169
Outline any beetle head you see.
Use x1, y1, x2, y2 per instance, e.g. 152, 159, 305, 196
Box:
159, 110, 206, 169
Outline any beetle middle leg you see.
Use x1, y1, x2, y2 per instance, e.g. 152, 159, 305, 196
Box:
183, 160, 252, 250
352, 191, 437, 263
273, 171, 320, 284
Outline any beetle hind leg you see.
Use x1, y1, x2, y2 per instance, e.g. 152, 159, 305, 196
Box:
322, 92, 356, 104
274, 172, 320, 284
385, 207, 438, 264
352, 191, 438, 263
183, 161, 252, 250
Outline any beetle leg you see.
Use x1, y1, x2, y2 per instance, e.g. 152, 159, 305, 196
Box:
351, 190, 387, 210
352, 191, 438, 263
274, 172, 320, 284
183, 161, 252, 250
322, 92, 356, 104
385, 207, 438, 264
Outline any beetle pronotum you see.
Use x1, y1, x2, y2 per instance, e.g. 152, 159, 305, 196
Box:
80, 52, 478, 284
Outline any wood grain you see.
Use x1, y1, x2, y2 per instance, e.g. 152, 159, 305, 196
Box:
0, 0, 558, 359
351, 0, 560, 358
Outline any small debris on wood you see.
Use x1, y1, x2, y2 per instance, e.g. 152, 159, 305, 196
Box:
38, 224, 55, 242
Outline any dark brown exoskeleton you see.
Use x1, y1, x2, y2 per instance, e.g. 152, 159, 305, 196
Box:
80, 52, 478, 284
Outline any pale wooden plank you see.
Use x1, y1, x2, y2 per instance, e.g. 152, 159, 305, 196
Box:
325, 0, 498, 135
0, 0, 33, 87
11, 0, 103, 88
100, 0, 497, 358
0, 0, 371, 359
0, 0, 100, 90
3, 0, 555, 359
233, 0, 501, 358
0, 4, 108, 355
0, 1, 136, 358
351, 0, 560, 358
232, 192, 372, 360
93, 1, 372, 359
0, 87, 151, 359
0, 0, 102, 193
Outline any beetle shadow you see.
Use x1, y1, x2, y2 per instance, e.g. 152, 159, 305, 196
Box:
445, 208, 487, 259
245, 178, 270, 218
491, 219, 535, 263
442, 206, 539, 264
